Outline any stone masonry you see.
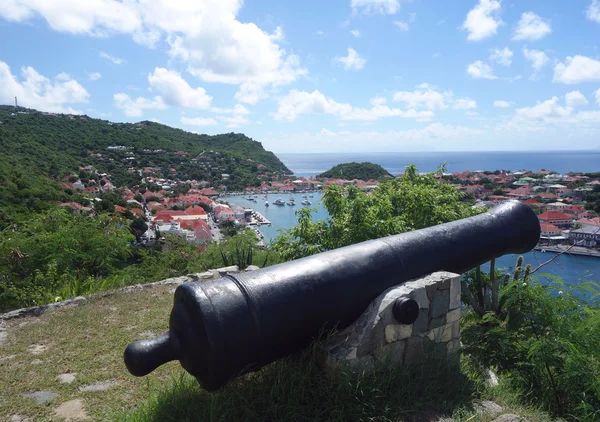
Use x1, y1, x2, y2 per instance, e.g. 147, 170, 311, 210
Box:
320, 271, 461, 373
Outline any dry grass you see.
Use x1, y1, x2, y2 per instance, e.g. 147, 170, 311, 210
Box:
0, 285, 182, 420
1, 285, 560, 421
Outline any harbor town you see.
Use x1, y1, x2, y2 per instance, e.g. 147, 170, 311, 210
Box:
58, 163, 600, 255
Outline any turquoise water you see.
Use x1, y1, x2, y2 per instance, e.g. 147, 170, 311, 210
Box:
221, 193, 600, 287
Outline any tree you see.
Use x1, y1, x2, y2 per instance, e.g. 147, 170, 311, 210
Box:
273, 165, 481, 261
130, 218, 148, 241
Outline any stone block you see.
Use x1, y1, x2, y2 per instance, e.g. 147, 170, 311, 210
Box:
446, 308, 461, 324
211, 265, 239, 276
451, 320, 460, 339
447, 339, 461, 354
320, 271, 460, 376
413, 288, 429, 309
449, 276, 461, 309
428, 316, 445, 331
412, 310, 429, 335
374, 340, 405, 365
384, 324, 412, 343
430, 289, 449, 318
441, 323, 454, 342
403, 336, 424, 366
426, 326, 442, 342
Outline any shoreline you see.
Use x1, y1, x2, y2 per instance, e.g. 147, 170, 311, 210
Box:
534, 245, 600, 258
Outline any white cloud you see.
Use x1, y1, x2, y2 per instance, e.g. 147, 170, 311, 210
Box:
211, 104, 250, 115
350, 29, 361, 38
211, 103, 251, 128
587, 0, 600, 23
512, 12, 551, 41
113, 93, 166, 117
273, 89, 433, 121
515, 96, 572, 122
0, 0, 307, 104
467, 60, 497, 79
314, 30, 325, 36
180, 116, 218, 126
0, 0, 140, 35
335, 48, 366, 71
488, 47, 513, 66
453, 98, 477, 110
493, 100, 512, 108
88, 72, 102, 81
596, 88, 600, 106
147, 68, 212, 109
523, 48, 549, 77
553, 55, 600, 84
393, 20, 409, 31
461, 0, 502, 42
565, 91, 588, 108
392, 86, 452, 110
99, 51, 125, 65
370, 96, 387, 106
351, 0, 400, 15
0, 61, 89, 113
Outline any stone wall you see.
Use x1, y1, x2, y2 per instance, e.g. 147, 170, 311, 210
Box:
320, 271, 461, 373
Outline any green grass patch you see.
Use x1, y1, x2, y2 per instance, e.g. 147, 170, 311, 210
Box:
1, 284, 559, 421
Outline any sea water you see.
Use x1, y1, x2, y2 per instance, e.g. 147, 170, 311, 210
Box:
277, 151, 600, 176
221, 192, 600, 287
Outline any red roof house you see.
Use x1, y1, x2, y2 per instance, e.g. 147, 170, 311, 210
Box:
538, 211, 572, 227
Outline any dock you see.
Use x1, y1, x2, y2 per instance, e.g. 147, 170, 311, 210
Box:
534, 245, 600, 258
248, 210, 271, 226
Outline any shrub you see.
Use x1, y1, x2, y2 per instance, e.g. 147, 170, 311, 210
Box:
461, 258, 600, 420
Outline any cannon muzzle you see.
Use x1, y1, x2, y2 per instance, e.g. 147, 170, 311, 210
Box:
124, 200, 540, 390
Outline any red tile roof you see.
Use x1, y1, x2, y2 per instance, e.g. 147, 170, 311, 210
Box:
59, 202, 83, 210
185, 205, 207, 216
540, 222, 562, 233
577, 217, 600, 227
537, 211, 572, 222
522, 198, 542, 206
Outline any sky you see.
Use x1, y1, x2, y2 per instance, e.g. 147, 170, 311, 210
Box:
1, 0, 600, 153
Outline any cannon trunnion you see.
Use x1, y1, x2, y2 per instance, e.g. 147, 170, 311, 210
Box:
124, 200, 540, 391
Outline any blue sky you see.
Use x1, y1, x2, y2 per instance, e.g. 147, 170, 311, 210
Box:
1, 0, 600, 153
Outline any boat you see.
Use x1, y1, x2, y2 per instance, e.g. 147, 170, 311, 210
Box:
309, 194, 314, 198
265, 201, 269, 207
302, 194, 307, 198
273, 198, 285, 206
287, 200, 295, 206
301, 199, 311, 206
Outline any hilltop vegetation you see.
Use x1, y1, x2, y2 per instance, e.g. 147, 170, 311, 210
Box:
0, 105, 289, 225
318, 162, 392, 180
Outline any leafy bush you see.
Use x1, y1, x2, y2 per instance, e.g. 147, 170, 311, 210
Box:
273, 165, 479, 261
462, 258, 600, 420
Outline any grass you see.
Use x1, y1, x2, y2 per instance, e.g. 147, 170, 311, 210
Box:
0, 285, 560, 421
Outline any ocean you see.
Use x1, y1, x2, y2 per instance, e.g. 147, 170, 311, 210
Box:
221, 192, 600, 288
277, 151, 600, 177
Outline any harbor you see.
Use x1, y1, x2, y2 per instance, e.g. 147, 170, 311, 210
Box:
220, 191, 326, 243
534, 245, 600, 258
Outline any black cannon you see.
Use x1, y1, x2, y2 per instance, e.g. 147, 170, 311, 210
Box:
124, 200, 540, 390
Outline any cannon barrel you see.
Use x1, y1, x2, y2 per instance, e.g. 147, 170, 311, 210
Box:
124, 200, 540, 390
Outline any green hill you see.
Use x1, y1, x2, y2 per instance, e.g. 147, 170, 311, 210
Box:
0, 105, 290, 226
318, 162, 392, 180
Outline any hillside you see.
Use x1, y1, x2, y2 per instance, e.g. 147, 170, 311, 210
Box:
318, 162, 392, 180
0, 106, 290, 225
